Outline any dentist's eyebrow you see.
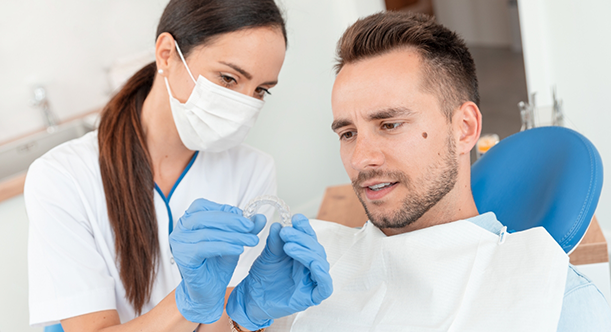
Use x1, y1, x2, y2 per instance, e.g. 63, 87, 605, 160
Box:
331, 119, 353, 132
219, 61, 278, 86
219, 61, 252, 79
367, 107, 414, 121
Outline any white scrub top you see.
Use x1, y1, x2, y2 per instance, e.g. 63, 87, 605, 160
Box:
25, 131, 277, 327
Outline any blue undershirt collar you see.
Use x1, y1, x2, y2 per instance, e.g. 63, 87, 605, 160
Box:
154, 151, 199, 235
467, 212, 504, 235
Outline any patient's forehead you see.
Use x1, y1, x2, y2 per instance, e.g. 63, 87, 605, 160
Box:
331, 49, 442, 123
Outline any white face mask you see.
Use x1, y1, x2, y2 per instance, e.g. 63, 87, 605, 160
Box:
164, 41, 265, 152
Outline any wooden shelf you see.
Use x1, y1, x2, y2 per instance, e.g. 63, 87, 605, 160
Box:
0, 173, 26, 203
569, 216, 609, 265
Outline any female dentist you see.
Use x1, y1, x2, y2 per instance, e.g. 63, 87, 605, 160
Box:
24, 0, 332, 331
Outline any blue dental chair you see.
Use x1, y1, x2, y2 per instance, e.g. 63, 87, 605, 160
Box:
471, 126, 603, 253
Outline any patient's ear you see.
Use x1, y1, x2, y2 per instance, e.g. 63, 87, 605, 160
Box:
453, 101, 482, 156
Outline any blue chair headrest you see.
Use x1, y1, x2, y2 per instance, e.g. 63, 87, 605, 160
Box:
471, 126, 603, 253
44, 324, 64, 332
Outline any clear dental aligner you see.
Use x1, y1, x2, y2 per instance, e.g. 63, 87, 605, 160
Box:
243, 195, 292, 226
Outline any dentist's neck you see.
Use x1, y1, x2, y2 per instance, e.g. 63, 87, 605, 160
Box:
141, 74, 195, 195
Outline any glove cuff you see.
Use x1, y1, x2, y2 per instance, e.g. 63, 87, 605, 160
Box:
227, 284, 274, 330
175, 281, 224, 324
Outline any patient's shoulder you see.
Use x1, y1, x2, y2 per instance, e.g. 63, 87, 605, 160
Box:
565, 265, 598, 292
557, 265, 611, 331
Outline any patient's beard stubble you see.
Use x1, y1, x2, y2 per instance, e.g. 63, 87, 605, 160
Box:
352, 135, 459, 230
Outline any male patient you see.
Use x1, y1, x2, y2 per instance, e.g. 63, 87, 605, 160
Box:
269, 11, 611, 332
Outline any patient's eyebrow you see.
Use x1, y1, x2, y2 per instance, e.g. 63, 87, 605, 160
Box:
332, 107, 414, 132
331, 119, 353, 132
367, 107, 414, 121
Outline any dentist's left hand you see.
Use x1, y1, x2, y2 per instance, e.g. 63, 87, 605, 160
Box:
169, 198, 266, 324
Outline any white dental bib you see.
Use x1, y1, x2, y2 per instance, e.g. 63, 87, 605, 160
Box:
275, 218, 568, 332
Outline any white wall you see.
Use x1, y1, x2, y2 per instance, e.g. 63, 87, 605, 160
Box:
517, 0, 611, 233
433, 0, 513, 47
0, 0, 169, 143
0, 195, 41, 331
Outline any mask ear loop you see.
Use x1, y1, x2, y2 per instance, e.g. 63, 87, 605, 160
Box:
163, 77, 176, 99
174, 40, 197, 84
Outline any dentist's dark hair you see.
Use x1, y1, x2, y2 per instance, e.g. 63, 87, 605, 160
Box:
97, 0, 286, 314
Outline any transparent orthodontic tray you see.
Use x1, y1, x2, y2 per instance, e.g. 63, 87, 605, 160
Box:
243, 195, 292, 226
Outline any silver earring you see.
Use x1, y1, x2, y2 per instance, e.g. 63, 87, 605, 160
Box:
158, 69, 164, 75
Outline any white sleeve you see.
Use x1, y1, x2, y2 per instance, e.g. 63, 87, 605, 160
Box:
228, 154, 278, 287
25, 158, 116, 327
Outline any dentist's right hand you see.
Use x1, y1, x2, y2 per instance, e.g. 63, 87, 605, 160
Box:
169, 198, 266, 325
226, 214, 333, 330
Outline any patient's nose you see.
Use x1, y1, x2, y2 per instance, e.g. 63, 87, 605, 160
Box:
350, 135, 385, 171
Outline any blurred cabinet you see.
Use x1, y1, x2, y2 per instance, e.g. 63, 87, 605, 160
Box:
385, 0, 434, 15
385, 0, 419, 10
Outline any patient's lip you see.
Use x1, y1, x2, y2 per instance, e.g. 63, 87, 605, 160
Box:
364, 182, 398, 201
360, 179, 397, 188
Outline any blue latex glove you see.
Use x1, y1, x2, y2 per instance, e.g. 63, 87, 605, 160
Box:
169, 198, 266, 324
226, 214, 333, 330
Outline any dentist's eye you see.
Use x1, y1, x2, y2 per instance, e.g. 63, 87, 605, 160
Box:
255, 87, 271, 99
382, 122, 402, 130
219, 74, 237, 87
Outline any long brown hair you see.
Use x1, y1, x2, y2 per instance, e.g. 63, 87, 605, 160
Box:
98, 0, 286, 314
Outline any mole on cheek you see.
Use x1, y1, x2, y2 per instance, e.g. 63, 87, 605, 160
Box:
422, 132, 428, 139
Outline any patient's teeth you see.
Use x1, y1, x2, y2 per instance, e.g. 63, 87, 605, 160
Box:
369, 182, 391, 190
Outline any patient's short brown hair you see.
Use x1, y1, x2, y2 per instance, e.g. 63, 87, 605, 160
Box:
335, 11, 479, 120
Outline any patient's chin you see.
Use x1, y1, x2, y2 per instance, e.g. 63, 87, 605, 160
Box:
357, 190, 423, 229
370, 218, 415, 229
366, 210, 418, 229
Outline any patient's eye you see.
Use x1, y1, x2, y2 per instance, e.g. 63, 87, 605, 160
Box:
340, 131, 356, 141
381, 122, 402, 130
